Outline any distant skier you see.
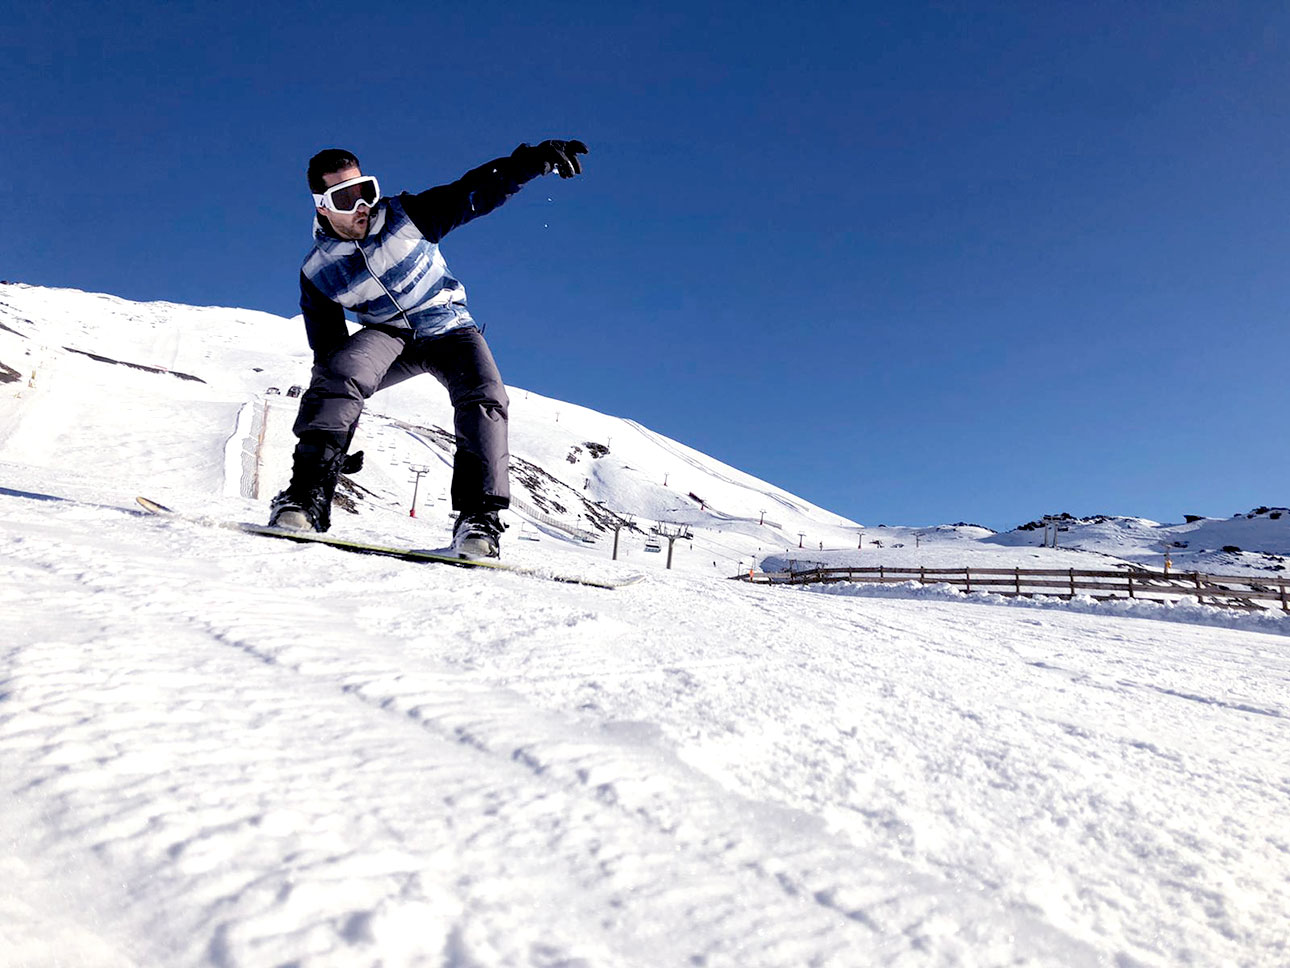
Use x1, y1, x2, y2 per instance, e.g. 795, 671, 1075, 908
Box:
269, 139, 589, 557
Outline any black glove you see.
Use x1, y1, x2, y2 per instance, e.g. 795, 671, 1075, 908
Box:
340, 450, 364, 475
511, 139, 588, 179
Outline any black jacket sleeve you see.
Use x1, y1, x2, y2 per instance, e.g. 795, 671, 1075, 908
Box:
299, 271, 349, 366
398, 151, 547, 243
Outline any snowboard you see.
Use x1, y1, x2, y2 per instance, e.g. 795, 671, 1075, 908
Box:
136, 497, 643, 590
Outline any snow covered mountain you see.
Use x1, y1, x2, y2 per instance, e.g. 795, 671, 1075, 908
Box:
2, 280, 1285, 580
0, 281, 863, 575
2, 283, 1288, 968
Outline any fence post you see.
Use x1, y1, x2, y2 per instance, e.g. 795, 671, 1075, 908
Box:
1194, 572, 1202, 605
965, 567, 972, 594
920, 566, 926, 584
1127, 573, 1134, 599
879, 565, 885, 581
1014, 567, 1021, 597
1281, 580, 1287, 613
1069, 568, 1075, 598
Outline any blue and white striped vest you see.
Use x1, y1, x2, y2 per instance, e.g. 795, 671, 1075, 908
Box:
301, 196, 473, 338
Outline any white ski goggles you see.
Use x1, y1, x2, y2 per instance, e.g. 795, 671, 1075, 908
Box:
312, 175, 381, 214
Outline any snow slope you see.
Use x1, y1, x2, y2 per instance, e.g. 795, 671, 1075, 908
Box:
2, 284, 1289, 967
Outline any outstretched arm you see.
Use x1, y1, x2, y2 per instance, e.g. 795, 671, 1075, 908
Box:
400, 139, 588, 243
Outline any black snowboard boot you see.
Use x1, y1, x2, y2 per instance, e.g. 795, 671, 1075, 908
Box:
268, 434, 348, 532
451, 508, 507, 559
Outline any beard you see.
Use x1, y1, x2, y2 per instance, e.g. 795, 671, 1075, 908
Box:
342, 215, 369, 239
326, 210, 370, 240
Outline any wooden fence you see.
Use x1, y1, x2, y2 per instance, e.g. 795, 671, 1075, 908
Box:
736, 565, 1290, 612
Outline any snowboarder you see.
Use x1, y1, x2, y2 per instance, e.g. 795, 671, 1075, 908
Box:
269, 139, 589, 557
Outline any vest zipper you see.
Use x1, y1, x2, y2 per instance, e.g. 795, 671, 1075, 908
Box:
356, 240, 416, 331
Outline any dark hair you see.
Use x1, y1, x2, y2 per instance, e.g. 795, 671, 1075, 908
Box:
307, 148, 360, 193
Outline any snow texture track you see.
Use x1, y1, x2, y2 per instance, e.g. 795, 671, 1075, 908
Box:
3, 489, 1289, 966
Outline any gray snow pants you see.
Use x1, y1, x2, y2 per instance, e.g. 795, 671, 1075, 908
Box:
292, 325, 510, 511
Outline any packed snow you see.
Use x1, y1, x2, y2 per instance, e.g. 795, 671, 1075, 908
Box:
2, 283, 1288, 967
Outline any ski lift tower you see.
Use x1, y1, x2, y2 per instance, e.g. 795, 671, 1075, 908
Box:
653, 524, 694, 570
606, 512, 636, 561
408, 464, 430, 517
1041, 514, 1060, 548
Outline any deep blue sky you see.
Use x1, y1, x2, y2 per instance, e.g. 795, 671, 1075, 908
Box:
4, 1, 1288, 530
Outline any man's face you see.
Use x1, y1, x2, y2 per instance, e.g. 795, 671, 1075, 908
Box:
316, 165, 372, 240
